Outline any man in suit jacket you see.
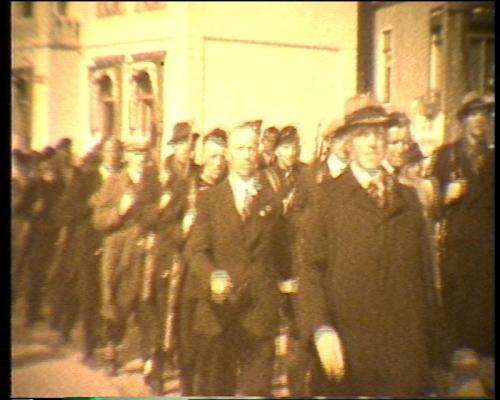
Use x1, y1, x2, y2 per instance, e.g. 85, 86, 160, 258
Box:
183, 124, 291, 396
300, 94, 445, 397
430, 92, 494, 361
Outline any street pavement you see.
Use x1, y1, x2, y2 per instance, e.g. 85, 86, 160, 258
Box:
11, 304, 177, 398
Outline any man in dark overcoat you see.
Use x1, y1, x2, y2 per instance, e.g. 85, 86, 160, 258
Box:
300, 94, 445, 397
430, 92, 494, 360
183, 124, 291, 396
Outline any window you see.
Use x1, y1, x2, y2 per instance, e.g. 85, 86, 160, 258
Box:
20, 2, 33, 18
130, 72, 155, 137
429, 26, 443, 94
12, 73, 32, 150
467, 5, 494, 94
99, 76, 115, 140
381, 29, 392, 103
96, 2, 123, 18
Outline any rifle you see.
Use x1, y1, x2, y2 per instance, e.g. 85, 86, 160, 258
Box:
314, 122, 323, 163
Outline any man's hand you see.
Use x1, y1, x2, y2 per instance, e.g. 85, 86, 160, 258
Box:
182, 209, 197, 237
159, 191, 172, 209
314, 326, 345, 381
210, 269, 233, 304
445, 179, 468, 204
119, 191, 135, 215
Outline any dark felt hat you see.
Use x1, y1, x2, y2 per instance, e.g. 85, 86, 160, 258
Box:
456, 91, 495, 121
168, 122, 192, 144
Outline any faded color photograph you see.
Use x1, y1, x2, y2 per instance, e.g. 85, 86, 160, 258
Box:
11, 1, 494, 398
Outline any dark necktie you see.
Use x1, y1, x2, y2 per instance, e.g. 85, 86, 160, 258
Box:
241, 188, 255, 222
366, 179, 386, 208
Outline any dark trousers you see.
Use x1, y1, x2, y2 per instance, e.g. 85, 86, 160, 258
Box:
190, 326, 275, 396
23, 226, 58, 325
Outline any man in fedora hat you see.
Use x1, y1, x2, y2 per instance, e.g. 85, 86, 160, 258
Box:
429, 91, 494, 393
300, 94, 445, 396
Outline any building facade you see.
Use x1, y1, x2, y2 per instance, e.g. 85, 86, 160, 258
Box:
12, 1, 359, 162
370, 1, 494, 152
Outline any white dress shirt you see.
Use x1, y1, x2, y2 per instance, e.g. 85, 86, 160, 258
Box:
350, 162, 386, 199
228, 172, 260, 217
327, 154, 348, 178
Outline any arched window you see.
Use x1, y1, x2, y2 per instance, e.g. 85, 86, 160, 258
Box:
136, 72, 154, 137
99, 75, 115, 140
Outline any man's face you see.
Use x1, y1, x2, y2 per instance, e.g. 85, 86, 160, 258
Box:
349, 126, 387, 170
464, 109, 491, 142
173, 140, 191, 164
202, 140, 227, 183
261, 137, 275, 153
227, 127, 258, 177
386, 126, 411, 168
330, 136, 349, 160
275, 141, 300, 169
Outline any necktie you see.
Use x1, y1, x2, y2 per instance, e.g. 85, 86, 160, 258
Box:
469, 144, 487, 174
241, 187, 255, 221
366, 179, 386, 208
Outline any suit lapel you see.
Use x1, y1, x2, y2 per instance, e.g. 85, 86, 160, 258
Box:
218, 180, 247, 248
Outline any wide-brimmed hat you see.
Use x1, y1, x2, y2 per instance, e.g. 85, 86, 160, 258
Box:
388, 111, 411, 128
168, 122, 192, 145
344, 94, 392, 128
457, 91, 495, 121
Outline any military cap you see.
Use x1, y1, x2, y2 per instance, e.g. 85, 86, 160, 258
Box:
168, 122, 192, 144
204, 128, 227, 146
55, 137, 72, 150
275, 125, 299, 147
344, 93, 392, 128
388, 111, 411, 128
261, 126, 280, 142
456, 91, 495, 121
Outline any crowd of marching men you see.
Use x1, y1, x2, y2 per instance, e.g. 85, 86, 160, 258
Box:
12, 91, 494, 396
